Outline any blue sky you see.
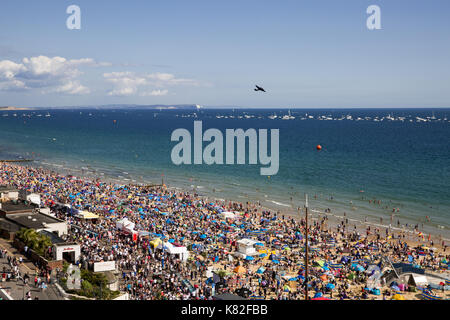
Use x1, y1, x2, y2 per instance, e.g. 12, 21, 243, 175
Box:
0, 0, 449, 108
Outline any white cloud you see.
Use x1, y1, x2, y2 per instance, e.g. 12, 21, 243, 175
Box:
141, 89, 169, 96
104, 71, 201, 96
0, 55, 109, 95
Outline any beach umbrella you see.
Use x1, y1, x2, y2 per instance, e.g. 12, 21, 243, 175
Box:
200, 234, 207, 239
326, 283, 335, 290
315, 260, 325, 267
245, 256, 254, 261
313, 292, 323, 298
259, 253, 267, 258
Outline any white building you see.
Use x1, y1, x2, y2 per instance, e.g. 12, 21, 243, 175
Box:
53, 242, 81, 263
0, 186, 19, 201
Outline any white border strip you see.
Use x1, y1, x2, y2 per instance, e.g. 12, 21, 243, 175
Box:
0, 287, 14, 300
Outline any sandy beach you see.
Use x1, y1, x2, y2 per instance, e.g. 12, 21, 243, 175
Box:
1, 161, 449, 300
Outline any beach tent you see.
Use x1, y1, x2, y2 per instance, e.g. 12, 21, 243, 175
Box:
116, 217, 134, 231
256, 267, 265, 274
372, 288, 381, 295
150, 238, 162, 248
326, 283, 335, 290
392, 294, 405, 300
234, 266, 246, 274
163, 241, 189, 261
220, 211, 236, 219
408, 274, 428, 287
420, 291, 443, 300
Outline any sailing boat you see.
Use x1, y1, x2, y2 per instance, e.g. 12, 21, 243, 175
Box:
431, 111, 436, 120
282, 109, 295, 120
268, 112, 277, 120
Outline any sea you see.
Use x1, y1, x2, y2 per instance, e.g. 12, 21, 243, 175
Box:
0, 107, 449, 239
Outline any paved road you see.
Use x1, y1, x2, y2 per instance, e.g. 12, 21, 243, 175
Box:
0, 239, 65, 300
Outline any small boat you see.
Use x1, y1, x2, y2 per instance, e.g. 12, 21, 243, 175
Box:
281, 110, 295, 120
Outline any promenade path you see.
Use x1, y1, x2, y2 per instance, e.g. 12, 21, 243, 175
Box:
0, 238, 65, 300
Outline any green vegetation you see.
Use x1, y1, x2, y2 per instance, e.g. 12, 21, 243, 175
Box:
60, 261, 121, 300
16, 228, 52, 257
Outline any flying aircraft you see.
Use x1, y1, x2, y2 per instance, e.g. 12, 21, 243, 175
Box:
254, 85, 266, 92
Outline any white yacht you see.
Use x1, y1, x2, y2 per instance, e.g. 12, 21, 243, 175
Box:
268, 113, 277, 120
281, 110, 295, 120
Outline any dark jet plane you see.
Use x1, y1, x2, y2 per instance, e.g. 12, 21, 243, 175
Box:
254, 85, 266, 92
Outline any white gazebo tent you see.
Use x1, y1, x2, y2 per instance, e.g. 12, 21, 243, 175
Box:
163, 242, 189, 262
116, 217, 135, 233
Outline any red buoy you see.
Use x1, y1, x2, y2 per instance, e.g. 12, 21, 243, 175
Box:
316, 145, 322, 151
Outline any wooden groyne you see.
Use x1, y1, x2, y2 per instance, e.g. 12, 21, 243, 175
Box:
0, 159, 33, 163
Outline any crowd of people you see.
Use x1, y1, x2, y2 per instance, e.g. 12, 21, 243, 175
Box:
1, 163, 449, 300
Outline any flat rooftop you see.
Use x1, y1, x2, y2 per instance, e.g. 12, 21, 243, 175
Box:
38, 230, 66, 244
0, 201, 36, 215
0, 185, 19, 192
5, 212, 65, 229
0, 218, 21, 232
